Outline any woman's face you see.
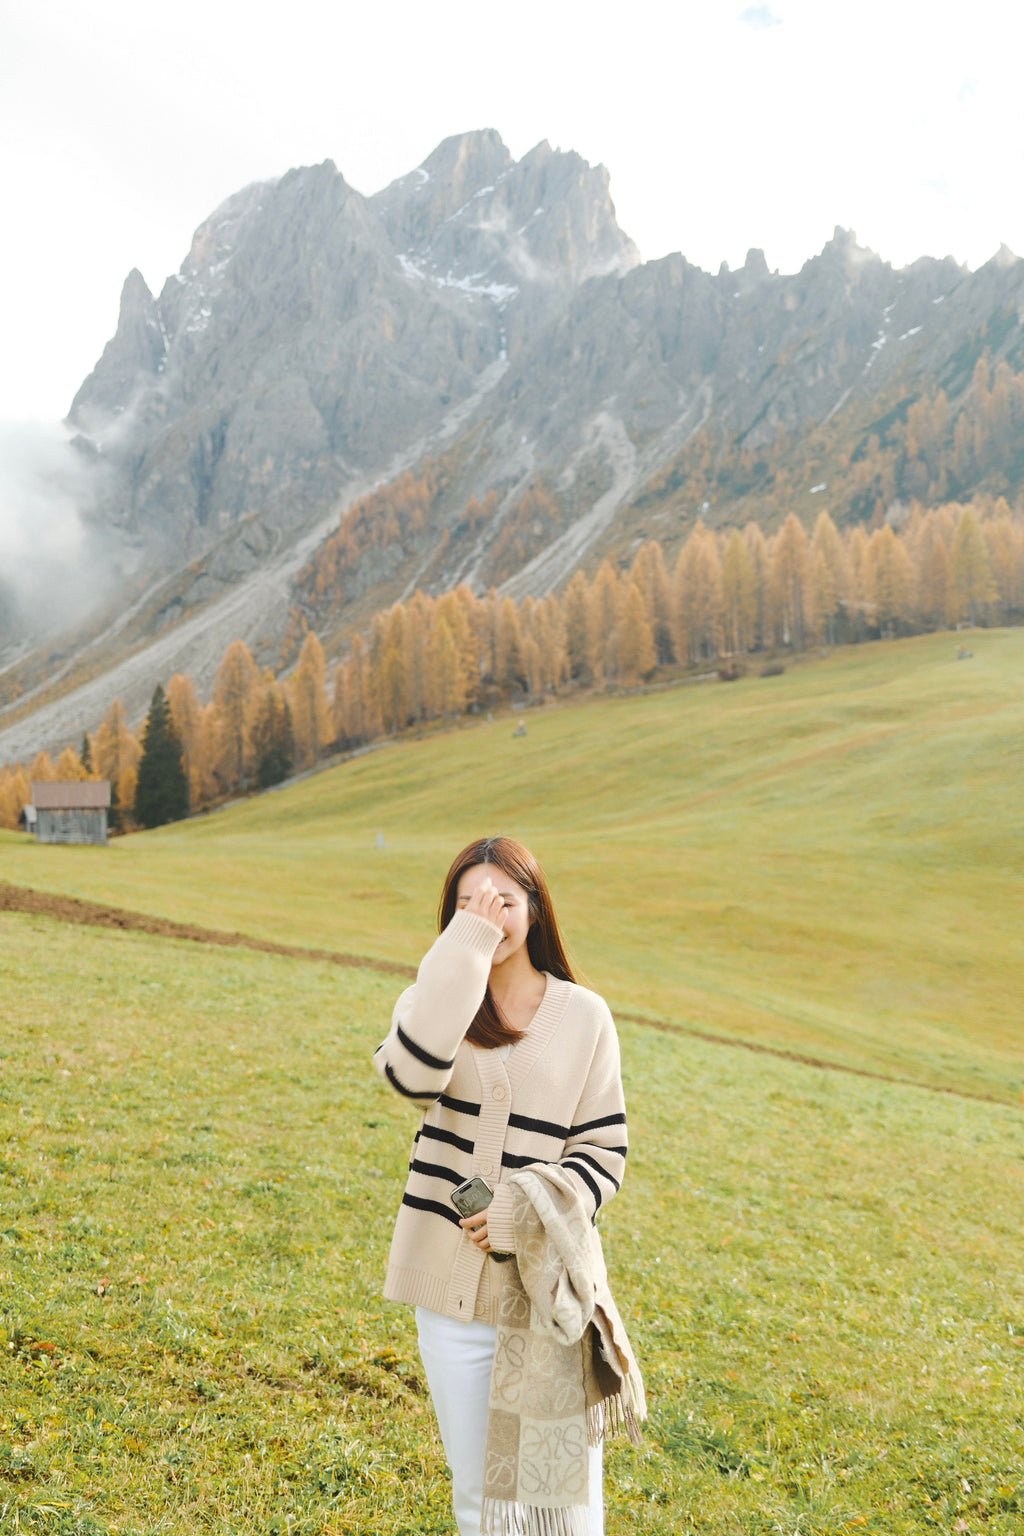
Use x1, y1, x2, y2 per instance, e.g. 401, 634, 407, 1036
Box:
455, 861, 533, 968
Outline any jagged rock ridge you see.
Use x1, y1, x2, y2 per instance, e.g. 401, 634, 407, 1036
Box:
1, 130, 1023, 760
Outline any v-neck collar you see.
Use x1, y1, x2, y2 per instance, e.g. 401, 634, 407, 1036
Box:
498, 972, 574, 1091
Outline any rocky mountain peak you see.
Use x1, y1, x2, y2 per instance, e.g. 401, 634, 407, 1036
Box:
8, 128, 1024, 764
68, 268, 165, 433
987, 242, 1020, 270
372, 129, 513, 251
420, 128, 512, 190
815, 226, 884, 274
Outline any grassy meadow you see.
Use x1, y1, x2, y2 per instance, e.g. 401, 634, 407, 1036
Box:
1, 913, 1022, 1535
2, 628, 1023, 1099
2, 629, 1023, 1532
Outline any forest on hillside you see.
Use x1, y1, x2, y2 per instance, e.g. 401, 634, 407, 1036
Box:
2, 493, 1021, 832
637, 352, 1024, 529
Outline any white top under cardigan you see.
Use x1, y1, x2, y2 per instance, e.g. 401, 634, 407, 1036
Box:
373, 908, 628, 1325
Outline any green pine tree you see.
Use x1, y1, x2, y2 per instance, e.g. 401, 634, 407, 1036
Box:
80, 732, 93, 775
134, 684, 189, 828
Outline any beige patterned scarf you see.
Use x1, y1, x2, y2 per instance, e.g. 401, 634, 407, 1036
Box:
481, 1167, 646, 1536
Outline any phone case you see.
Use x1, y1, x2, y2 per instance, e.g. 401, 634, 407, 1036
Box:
450, 1176, 493, 1218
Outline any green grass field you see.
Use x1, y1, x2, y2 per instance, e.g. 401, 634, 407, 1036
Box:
2, 630, 1023, 1532
2, 914, 1022, 1535
3, 629, 1023, 1100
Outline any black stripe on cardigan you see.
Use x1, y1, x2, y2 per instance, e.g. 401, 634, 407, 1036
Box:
410, 1158, 463, 1185
397, 1024, 455, 1073
385, 1063, 440, 1101
508, 1111, 570, 1140
438, 1093, 481, 1117
565, 1149, 622, 1190
402, 1192, 462, 1226
571, 1111, 627, 1135
419, 1124, 477, 1156
563, 1158, 604, 1209
501, 1150, 546, 1170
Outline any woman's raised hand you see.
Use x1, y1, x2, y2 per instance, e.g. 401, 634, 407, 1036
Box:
465, 877, 506, 930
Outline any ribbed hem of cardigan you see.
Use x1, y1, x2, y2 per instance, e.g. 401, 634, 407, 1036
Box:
445, 908, 504, 957
383, 1262, 500, 1324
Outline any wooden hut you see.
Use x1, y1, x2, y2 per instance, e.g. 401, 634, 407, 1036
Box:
32, 780, 111, 845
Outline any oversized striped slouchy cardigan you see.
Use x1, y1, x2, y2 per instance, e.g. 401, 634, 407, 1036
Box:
373, 908, 628, 1325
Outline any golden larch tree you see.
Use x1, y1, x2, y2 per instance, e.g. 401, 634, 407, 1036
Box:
865, 526, 914, 635
616, 581, 657, 685
288, 630, 330, 768
94, 698, 142, 825
0, 765, 31, 829
54, 745, 87, 780
742, 522, 769, 650
810, 511, 852, 645
30, 750, 56, 784
674, 523, 722, 663
372, 604, 410, 735
587, 560, 622, 682
561, 569, 592, 683
949, 507, 996, 625
166, 672, 210, 810
213, 639, 261, 790
720, 528, 758, 655
767, 513, 814, 648
629, 541, 674, 663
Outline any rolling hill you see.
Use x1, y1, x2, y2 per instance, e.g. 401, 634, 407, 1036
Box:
3, 629, 1021, 1101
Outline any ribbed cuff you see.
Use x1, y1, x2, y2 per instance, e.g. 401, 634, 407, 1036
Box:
485, 1182, 516, 1256
444, 908, 504, 956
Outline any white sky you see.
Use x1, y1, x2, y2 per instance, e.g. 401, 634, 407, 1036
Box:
1, 0, 1022, 423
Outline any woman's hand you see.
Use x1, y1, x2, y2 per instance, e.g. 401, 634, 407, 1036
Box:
459, 1210, 492, 1253
464, 877, 505, 931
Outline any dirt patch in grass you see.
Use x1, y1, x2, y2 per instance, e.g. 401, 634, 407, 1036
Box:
0, 880, 415, 979
1, 879, 1002, 1107
617, 1012, 1004, 1105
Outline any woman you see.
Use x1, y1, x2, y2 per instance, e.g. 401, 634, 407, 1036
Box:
373, 835, 631, 1536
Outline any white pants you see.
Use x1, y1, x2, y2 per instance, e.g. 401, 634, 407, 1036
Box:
416, 1306, 604, 1536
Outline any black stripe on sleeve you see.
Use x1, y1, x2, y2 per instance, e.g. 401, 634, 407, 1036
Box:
419, 1124, 476, 1156
570, 1112, 627, 1135
563, 1159, 604, 1209
401, 1192, 462, 1226
501, 1150, 544, 1170
438, 1093, 481, 1117
566, 1150, 621, 1190
385, 1063, 440, 1101
410, 1159, 463, 1185
508, 1112, 571, 1140
397, 1024, 455, 1073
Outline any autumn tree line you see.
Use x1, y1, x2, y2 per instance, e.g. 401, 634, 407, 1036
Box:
296, 462, 561, 618
2, 496, 1022, 832
644, 355, 1024, 529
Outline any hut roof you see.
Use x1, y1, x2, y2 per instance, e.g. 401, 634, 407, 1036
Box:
32, 780, 111, 809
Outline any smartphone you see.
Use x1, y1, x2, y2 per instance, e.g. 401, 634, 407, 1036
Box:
449, 1176, 512, 1261
450, 1176, 494, 1218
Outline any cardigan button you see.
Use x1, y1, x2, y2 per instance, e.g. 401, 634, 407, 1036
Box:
491, 1085, 507, 1101
480, 1161, 494, 1176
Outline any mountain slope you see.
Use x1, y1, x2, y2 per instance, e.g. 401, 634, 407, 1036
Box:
2, 130, 1023, 757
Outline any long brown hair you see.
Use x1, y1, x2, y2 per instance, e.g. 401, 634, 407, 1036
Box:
438, 835, 576, 1048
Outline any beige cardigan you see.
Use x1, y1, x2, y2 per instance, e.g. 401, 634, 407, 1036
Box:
373, 909, 628, 1325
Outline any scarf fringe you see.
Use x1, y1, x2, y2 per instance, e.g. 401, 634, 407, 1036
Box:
585, 1362, 648, 1449
481, 1497, 593, 1536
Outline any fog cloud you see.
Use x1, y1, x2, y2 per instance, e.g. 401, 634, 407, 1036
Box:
0, 420, 114, 647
